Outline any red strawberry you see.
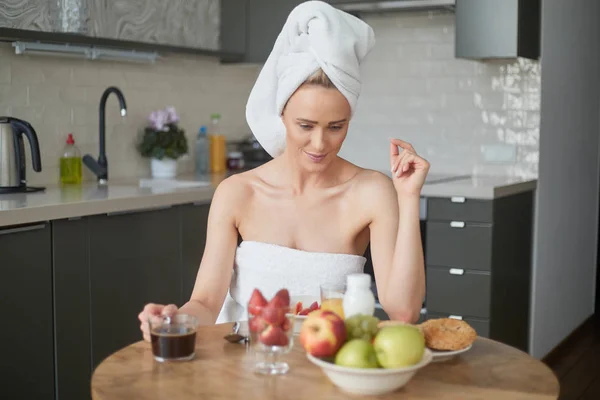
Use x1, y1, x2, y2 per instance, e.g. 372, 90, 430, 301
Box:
248, 316, 268, 333
248, 289, 267, 316
262, 304, 287, 325
308, 301, 319, 311
272, 289, 290, 307
259, 325, 289, 346
282, 317, 291, 332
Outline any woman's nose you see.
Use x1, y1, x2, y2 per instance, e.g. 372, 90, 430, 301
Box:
311, 130, 326, 152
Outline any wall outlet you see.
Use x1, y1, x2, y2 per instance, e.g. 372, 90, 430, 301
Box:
481, 144, 517, 163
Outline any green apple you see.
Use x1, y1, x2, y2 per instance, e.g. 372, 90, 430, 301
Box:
373, 325, 425, 368
334, 339, 379, 369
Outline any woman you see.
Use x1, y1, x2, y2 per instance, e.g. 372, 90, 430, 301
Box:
139, 1, 429, 342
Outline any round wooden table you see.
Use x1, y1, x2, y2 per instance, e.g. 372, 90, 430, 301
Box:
92, 323, 559, 400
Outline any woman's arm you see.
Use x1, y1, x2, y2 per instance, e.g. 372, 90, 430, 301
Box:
178, 176, 247, 324
367, 138, 429, 323
139, 175, 246, 340
367, 176, 425, 323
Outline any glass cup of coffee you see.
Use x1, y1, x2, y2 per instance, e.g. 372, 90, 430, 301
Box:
148, 314, 198, 362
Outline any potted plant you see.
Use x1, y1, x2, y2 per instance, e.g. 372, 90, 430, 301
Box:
138, 106, 188, 179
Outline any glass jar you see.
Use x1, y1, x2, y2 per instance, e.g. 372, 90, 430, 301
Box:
227, 151, 245, 171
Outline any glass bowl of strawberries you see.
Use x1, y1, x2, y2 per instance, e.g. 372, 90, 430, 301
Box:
247, 288, 296, 375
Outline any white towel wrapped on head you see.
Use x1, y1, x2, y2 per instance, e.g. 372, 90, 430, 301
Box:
245, 0, 376, 158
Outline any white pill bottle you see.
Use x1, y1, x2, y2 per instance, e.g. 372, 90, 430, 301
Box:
343, 273, 376, 318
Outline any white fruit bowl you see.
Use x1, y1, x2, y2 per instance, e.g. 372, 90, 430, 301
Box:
288, 295, 321, 334
306, 349, 433, 396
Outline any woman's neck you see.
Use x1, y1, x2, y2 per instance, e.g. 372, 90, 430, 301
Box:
277, 150, 344, 194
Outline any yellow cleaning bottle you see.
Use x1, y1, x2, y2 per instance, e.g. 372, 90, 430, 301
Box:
60, 133, 82, 185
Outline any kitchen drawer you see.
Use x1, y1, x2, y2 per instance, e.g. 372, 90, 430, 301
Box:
426, 221, 492, 271
427, 197, 493, 223
425, 312, 490, 338
425, 266, 491, 319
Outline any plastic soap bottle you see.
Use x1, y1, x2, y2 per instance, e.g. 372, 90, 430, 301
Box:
60, 133, 82, 185
343, 273, 376, 319
209, 113, 226, 173
195, 125, 209, 175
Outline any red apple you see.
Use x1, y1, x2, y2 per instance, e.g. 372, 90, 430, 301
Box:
259, 325, 289, 346
299, 310, 347, 357
248, 289, 267, 316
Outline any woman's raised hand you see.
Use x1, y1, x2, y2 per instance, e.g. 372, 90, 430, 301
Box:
389, 138, 430, 197
138, 303, 179, 342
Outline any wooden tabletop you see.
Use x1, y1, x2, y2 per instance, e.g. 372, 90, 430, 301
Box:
91, 323, 559, 400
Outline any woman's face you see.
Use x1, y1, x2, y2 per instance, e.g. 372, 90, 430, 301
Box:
281, 84, 351, 171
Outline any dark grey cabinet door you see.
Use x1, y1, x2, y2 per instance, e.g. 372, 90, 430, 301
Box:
0, 223, 54, 399
88, 207, 181, 368
52, 218, 92, 400
180, 202, 211, 302
221, 0, 305, 63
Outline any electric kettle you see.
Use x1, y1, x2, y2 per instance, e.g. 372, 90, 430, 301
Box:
0, 117, 44, 193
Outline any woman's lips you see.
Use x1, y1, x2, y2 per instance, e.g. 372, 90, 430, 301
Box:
304, 151, 327, 162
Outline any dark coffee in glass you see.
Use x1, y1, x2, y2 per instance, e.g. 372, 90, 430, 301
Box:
149, 314, 198, 362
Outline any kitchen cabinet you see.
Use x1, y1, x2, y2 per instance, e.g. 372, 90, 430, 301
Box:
0, 222, 54, 399
87, 206, 182, 368
180, 202, 211, 302
53, 217, 92, 400
221, 0, 305, 63
88, 0, 220, 51
455, 0, 540, 60
424, 190, 534, 352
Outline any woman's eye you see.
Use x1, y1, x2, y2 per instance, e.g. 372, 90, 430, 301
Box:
330, 126, 343, 131
300, 124, 312, 130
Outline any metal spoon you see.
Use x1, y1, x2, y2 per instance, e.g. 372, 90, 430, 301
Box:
223, 321, 248, 343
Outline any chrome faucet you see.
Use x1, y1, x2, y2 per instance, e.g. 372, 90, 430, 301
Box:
83, 86, 127, 184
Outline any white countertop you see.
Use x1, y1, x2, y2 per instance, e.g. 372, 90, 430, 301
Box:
0, 176, 217, 228
0, 172, 537, 228
420, 175, 537, 200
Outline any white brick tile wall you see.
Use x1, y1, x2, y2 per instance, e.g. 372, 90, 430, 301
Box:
0, 10, 540, 186
340, 11, 540, 178
0, 44, 261, 185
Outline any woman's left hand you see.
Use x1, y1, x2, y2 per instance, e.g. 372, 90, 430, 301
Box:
389, 138, 430, 197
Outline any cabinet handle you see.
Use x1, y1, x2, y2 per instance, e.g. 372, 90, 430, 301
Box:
450, 221, 465, 228
0, 223, 46, 235
451, 196, 466, 203
449, 315, 463, 320
107, 205, 172, 216
449, 268, 464, 275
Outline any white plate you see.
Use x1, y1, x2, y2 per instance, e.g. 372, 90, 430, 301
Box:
430, 344, 472, 362
288, 295, 321, 333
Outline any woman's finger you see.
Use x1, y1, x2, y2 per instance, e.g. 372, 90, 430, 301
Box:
393, 152, 406, 175
390, 138, 416, 153
162, 304, 179, 317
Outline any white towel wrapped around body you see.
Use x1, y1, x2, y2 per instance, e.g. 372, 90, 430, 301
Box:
245, 0, 376, 158
216, 241, 366, 324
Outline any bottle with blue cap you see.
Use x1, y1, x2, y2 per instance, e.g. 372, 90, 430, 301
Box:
195, 125, 209, 175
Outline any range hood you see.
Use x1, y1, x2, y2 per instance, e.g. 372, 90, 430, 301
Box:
333, 0, 456, 13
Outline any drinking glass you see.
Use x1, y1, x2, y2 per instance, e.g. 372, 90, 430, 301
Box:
247, 302, 296, 375
148, 314, 198, 362
320, 283, 346, 319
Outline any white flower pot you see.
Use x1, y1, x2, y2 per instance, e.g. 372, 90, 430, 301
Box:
151, 158, 177, 179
